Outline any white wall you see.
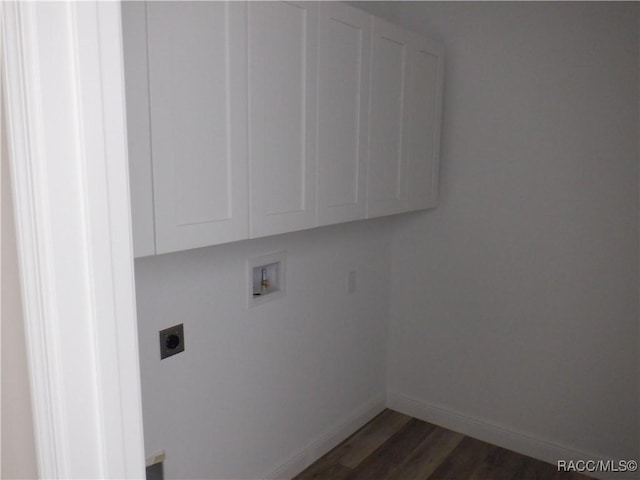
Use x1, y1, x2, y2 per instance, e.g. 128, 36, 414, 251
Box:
134, 219, 392, 478
384, 0, 639, 464
1, 102, 38, 479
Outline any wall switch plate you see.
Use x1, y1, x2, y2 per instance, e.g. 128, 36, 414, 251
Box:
159, 324, 184, 359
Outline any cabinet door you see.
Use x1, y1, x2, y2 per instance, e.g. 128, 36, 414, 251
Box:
316, 3, 371, 226
146, 1, 248, 254
248, 2, 318, 238
406, 36, 444, 211
367, 18, 413, 218
122, 1, 155, 257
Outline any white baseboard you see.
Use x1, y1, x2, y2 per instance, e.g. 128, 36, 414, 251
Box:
261, 393, 386, 480
387, 391, 637, 480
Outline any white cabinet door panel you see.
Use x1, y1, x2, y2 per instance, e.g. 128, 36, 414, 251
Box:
248, 1, 318, 238
367, 18, 412, 218
367, 19, 444, 218
147, 1, 248, 254
122, 1, 155, 257
406, 37, 444, 211
317, 3, 371, 226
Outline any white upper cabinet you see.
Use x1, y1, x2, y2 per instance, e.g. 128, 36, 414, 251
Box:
248, 2, 318, 238
406, 36, 445, 212
367, 18, 412, 218
367, 17, 444, 218
123, 2, 444, 256
316, 3, 371, 226
146, 2, 249, 254
122, 2, 155, 257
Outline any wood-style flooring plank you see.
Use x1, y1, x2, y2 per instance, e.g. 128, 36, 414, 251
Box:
426, 436, 494, 480
293, 410, 411, 480
387, 426, 465, 480
467, 445, 529, 480
293, 459, 352, 480
333, 409, 412, 469
552, 469, 598, 480
516, 455, 567, 480
346, 419, 437, 479
295, 410, 597, 480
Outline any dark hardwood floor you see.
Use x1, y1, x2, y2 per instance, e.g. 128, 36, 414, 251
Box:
293, 409, 594, 480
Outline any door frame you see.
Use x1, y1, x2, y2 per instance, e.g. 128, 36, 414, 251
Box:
2, 2, 145, 477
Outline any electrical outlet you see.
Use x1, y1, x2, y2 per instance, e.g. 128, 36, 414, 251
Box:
159, 324, 184, 359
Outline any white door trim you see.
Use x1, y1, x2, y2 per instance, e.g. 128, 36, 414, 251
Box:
2, 2, 145, 478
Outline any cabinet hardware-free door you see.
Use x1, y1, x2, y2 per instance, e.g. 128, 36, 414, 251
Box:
248, 2, 318, 238
316, 3, 371, 226
367, 17, 412, 218
123, 1, 155, 257
367, 18, 444, 218
406, 36, 444, 211
146, 1, 249, 254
